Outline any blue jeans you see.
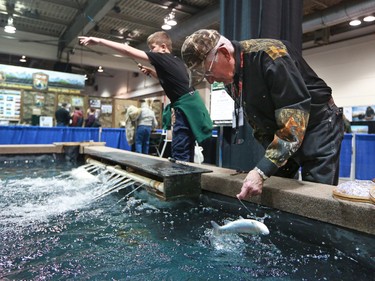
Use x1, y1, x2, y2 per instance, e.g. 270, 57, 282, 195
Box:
172, 108, 195, 162
135, 125, 152, 154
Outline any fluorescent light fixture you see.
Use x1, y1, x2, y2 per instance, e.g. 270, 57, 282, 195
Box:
4, 16, 16, 33
363, 15, 375, 22
349, 19, 361, 26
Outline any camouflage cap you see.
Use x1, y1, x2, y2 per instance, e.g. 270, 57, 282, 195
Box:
181, 29, 221, 85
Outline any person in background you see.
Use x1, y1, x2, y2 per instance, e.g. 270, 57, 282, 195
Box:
135, 101, 158, 154
181, 29, 344, 199
55, 102, 71, 127
70, 107, 84, 127
124, 105, 142, 150
85, 108, 97, 127
79, 31, 212, 162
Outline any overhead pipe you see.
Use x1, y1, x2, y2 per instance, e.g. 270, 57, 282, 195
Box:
137, 1, 375, 51
302, 0, 375, 33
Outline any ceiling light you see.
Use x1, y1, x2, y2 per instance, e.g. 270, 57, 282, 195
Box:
349, 19, 361, 26
161, 18, 171, 30
363, 15, 375, 22
19, 55, 26, 63
166, 12, 177, 26
4, 16, 16, 33
97, 66, 103, 72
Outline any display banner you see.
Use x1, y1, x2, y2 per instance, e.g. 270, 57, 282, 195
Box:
0, 64, 85, 93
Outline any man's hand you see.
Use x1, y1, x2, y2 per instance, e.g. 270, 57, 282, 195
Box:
78, 36, 100, 46
236, 170, 264, 199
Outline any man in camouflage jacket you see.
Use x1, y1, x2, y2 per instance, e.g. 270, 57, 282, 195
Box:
182, 29, 344, 199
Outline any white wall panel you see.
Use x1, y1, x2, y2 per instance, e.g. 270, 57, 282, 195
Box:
303, 35, 375, 107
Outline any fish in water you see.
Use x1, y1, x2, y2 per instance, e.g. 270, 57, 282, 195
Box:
211, 218, 269, 236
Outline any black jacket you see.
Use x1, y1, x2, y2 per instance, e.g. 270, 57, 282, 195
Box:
231, 39, 332, 177
55, 107, 70, 125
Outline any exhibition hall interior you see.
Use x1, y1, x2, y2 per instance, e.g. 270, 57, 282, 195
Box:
0, 0, 374, 175
0, 1, 374, 280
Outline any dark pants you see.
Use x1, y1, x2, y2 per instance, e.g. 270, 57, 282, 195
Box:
274, 100, 344, 185
135, 125, 152, 154
56, 123, 67, 127
172, 108, 195, 162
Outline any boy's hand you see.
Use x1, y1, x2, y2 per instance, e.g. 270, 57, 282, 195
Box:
78, 36, 100, 46
139, 65, 155, 77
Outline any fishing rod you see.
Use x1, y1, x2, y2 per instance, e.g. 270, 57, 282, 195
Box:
130, 57, 152, 77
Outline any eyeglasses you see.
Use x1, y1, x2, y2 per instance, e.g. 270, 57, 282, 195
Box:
204, 49, 219, 78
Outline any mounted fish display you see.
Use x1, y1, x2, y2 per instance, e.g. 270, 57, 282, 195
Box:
211, 217, 270, 236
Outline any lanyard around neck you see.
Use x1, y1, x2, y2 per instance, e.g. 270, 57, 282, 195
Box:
231, 51, 244, 144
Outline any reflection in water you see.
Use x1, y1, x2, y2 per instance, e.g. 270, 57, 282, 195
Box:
0, 162, 373, 280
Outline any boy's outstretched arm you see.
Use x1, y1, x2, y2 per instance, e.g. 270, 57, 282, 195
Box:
78, 36, 149, 62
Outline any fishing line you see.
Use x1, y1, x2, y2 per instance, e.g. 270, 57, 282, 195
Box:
238, 198, 255, 218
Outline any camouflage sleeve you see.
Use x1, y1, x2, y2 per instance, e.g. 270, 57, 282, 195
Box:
256, 109, 309, 176
265, 108, 309, 167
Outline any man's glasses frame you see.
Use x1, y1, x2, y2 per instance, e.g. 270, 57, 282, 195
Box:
204, 49, 219, 78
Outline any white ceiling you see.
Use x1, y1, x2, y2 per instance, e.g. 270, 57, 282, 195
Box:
0, 0, 374, 75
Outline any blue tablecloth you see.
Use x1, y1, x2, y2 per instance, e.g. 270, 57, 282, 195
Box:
339, 134, 352, 178
355, 134, 375, 180
0, 127, 373, 180
0, 126, 131, 151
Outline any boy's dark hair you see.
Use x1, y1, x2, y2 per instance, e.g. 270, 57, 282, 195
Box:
147, 31, 172, 51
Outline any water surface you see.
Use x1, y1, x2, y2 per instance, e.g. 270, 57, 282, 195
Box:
0, 158, 373, 280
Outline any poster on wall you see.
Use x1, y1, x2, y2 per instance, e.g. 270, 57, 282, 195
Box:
343, 107, 352, 121
89, 99, 101, 108
352, 105, 375, 122
101, 104, 112, 114
72, 97, 84, 107
35, 94, 45, 107
210, 82, 234, 125
0, 89, 21, 120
